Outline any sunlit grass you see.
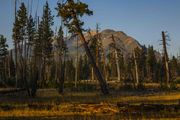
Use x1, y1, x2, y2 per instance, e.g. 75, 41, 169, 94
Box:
1, 84, 180, 119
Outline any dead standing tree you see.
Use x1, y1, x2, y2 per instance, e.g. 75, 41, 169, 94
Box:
57, 0, 109, 94
111, 35, 121, 82
133, 48, 139, 86
88, 24, 106, 83
161, 31, 170, 87
95, 24, 106, 81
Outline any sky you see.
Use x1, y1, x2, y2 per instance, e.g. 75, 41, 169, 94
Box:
0, 0, 180, 56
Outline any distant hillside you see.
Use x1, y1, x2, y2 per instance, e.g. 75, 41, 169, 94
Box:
66, 29, 142, 57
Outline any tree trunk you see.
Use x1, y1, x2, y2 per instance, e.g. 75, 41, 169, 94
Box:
115, 50, 121, 82
111, 35, 121, 82
77, 30, 109, 94
133, 50, 139, 86
58, 55, 65, 94
91, 67, 94, 81
162, 31, 170, 87
68, 8, 109, 94
23, 40, 30, 96
75, 37, 79, 88
15, 42, 18, 88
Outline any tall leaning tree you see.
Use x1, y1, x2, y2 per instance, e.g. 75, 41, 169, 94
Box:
56, 0, 109, 94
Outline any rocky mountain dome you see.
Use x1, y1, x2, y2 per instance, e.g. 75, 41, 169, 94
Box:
66, 29, 142, 56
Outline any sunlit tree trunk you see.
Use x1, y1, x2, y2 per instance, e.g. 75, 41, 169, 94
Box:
133, 50, 139, 86
162, 31, 170, 87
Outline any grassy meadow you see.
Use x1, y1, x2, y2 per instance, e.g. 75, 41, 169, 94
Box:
1, 82, 180, 120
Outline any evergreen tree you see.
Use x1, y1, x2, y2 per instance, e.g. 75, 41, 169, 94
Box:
57, 0, 109, 94
12, 3, 30, 95
27, 15, 35, 57
40, 1, 54, 86
55, 26, 67, 93
41, 2, 54, 60
66, 58, 75, 81
170, 56, 178, 80
82, 55, 90, 80
8, 50, 16, 84
134, 46, 147, 86
146, 46, 157, 82
78, 55, 83, 80
27, 15, 37, 97
107, 50, 117, 78
0, 35, 8, 84
124, 55, 134, 87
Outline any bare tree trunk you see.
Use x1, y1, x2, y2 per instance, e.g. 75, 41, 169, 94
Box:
75, 36, 79, 88
133, 50, 139, 86
162, 31, 170, 87
115, 50, 121, 82
111, 35, 121, 82
58, 53, 65, 93
91, 67, 94, 81
102, 49, 107, 80
15, 43, 18, 88
24, 41, 30, 96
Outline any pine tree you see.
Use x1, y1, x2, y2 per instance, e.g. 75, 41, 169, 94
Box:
107, 49, 117, 79
146, 46, 157, 82
170, 56, 178, 80
57, 0, 109, 94
27, 15, 37, 97
66, 58, 75, 81
27, 15, 35, 58
33, 17, 43, 89
12, 2, 30, 95
40, 1, 54, 86
78, 55, 83, 80
82, 55, 90, 80
12, 12, 21, 88
133, 47, 146, 87
0, 35, 8, 84
124, 55, 134, 87
139, 45, 147, 82
55, 26, 67, 93
7, 50, 16, 84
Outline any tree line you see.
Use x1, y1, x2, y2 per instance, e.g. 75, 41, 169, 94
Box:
0, 0, 180, 96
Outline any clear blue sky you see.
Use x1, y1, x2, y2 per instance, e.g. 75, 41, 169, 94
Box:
0, 0, 180, 56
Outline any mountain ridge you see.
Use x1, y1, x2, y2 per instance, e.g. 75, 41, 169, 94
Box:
66, 29, 142, 56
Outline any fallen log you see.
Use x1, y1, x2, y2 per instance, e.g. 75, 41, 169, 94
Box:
0, 88, 26, 95
117, 102, 180, 113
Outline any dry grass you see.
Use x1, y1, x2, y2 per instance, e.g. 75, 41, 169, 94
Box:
0, 103, 119, 117
1, 89, 180, 104
1, 85, 180, 119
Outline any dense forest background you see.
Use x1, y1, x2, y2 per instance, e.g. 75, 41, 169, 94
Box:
0, 0, 180, 96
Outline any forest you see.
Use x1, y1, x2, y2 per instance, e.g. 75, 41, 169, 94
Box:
0, 0, 180, 119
